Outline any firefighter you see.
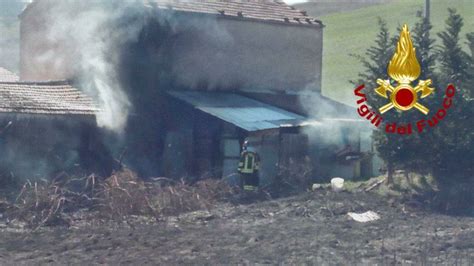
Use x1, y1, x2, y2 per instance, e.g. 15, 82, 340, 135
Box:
237, 139, 260, 191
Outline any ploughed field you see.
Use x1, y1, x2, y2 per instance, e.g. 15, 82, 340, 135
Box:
0, 190, 473, 264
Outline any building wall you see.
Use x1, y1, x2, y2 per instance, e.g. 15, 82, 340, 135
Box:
247, 133, 281, 186
167, 16, 323, 92
306, 123, 364, 180
18, 2, 325, 180
19, 5, 323, 92
220, 123, 242, 185
0, 115, 113, 181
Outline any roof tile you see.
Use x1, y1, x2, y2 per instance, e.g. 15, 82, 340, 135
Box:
145, 0, 320, 26
0, 81, 99, 116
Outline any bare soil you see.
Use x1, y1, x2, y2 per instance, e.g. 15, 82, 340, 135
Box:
0, 190, 473, 265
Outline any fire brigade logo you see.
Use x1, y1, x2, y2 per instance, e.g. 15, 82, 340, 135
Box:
375, 24, 434, 115
354, 23, 456, 135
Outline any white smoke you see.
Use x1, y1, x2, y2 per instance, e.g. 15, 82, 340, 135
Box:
25, 0, 237, 132
0, 0, 23, 73
299, 89, 368, 147
36, 1, 146, 132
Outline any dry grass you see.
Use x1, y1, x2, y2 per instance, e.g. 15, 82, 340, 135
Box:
98, 169, 236, 219
274, 156, 314, 192
6, 169, 236, 228
9, 174, 99, 227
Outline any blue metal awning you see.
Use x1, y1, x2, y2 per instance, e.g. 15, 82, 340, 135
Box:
167, 91, 312, 132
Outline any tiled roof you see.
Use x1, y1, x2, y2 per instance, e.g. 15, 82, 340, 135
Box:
0, 68, 19, 82
23, 0, 321, 27
145, 0, 321, 26
0, 81, 99, 116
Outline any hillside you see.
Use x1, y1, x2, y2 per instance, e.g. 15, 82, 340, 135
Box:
295, 0, 392, 17
299, 0, 474, 105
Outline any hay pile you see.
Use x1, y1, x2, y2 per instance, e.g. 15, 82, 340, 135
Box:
4, 169, 236, 228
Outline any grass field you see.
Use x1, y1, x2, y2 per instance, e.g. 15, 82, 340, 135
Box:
305, 0, 474, 105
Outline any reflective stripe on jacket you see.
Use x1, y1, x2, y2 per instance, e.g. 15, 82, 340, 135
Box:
238, 151, 259, 174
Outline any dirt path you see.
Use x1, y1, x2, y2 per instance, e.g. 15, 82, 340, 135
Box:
1, 190, 473, 264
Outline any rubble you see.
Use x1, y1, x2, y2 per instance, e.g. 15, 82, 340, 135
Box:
347, 211, 381, 223
311, 183, 322, 191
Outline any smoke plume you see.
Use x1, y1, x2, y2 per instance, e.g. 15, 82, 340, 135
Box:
0, 0, 23, 72
32, 1, 147, 132
299, 88, 367, 147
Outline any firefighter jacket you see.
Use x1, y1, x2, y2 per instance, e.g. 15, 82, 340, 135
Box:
238, 151, 260, 174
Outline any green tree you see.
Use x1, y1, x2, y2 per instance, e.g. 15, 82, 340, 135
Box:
436, 9, 472, 94
351, 18, 397, 184
353, 16, 438, 184
353, 9, 473, 210
354, 11, 474, 185
352, 17, 393, 94
429, 9, 474, 181
413, 18, 437, 82
465, 32, 474, 97
467, 32, 474, 58
399, 17, 439, 176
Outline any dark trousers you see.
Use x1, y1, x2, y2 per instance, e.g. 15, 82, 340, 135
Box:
241, 172, 259, 190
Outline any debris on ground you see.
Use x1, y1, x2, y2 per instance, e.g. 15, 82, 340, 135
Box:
4, 169, 237, 228
347, 210, 381, 223
364, 178, 387, 192
311, 183, 322, 191
331, 177, 344, 192
0, 189, 473, 264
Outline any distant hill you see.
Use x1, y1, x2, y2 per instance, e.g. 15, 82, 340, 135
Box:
295, 0, 392, 17
301, 0, 474, 105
